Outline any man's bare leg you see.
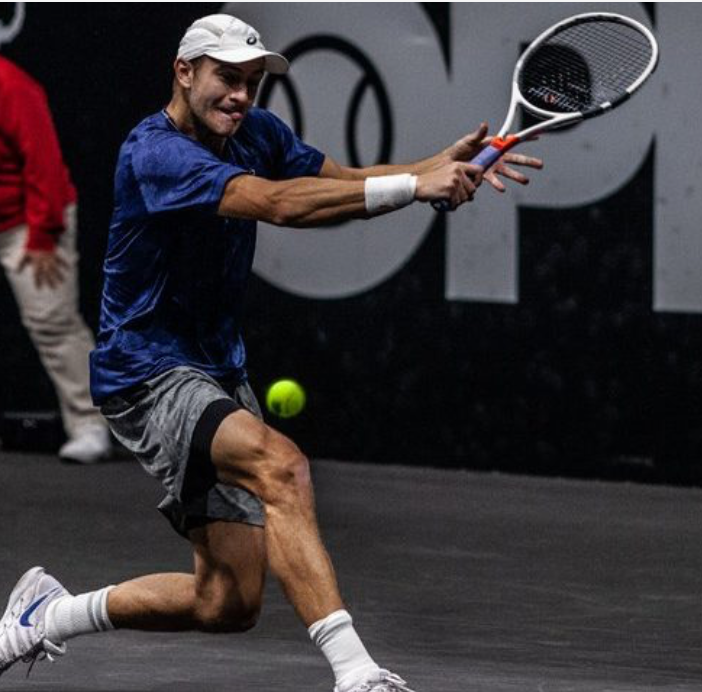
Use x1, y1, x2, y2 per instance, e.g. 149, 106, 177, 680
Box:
3, 412, 386, 690
210, 410, 343, 626
53, 521, 267, 636
207, 410, 381, 690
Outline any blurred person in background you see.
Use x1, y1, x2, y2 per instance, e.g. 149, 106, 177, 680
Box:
0, 55, 111, 463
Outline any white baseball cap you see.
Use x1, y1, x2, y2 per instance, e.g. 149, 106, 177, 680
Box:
177, 14, 289, 74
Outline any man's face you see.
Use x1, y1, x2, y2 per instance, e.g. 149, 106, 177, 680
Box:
183, 56, 266, 138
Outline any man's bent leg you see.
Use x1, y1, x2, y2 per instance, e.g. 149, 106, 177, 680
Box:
0, 524, 265, 674
106, 520, 266, 632
211, 409, 343, 626
209, 410, 387, 691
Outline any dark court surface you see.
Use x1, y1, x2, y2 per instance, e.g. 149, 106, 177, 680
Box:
1, 452, 702, 691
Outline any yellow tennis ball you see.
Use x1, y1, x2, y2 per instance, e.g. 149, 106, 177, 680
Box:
266, 379, 306, 418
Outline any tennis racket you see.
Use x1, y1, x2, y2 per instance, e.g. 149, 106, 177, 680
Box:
432, 12, 659, 211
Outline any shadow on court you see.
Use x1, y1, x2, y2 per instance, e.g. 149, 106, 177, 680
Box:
1, 453, 701, 691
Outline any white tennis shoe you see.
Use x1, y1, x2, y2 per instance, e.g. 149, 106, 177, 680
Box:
0, 567, 68, 677
339, 669, 416, 692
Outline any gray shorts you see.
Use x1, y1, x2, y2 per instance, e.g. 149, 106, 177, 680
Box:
100, 366, 265, 538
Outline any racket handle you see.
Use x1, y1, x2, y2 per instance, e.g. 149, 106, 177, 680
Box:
430, 147, 500, 212
470, 143, 506, 169
431, 137, 519, 212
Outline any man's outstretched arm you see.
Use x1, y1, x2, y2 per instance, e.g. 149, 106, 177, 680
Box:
218, 159, 483, 227
320, 122, 543, 193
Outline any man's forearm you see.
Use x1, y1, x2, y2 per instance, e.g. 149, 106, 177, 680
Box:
219, 174, 372, 227
362, 155, 444, 178
219, 169, 425, 227
322, 152, 447, 182
218, 153, 480, 227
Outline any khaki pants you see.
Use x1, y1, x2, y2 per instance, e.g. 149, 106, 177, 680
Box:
0, 205, 104, 439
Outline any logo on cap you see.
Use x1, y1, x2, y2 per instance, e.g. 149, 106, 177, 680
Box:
247, 35, 257, 45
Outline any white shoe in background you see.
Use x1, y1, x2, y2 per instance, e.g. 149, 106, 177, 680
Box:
58, 424, 112, 464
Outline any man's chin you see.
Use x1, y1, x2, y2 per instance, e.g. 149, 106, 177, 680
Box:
211, 113, 244, 138
214, 124, 241, 140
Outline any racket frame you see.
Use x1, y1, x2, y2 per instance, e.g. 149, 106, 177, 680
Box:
434, 12, 659, 208
501, 11, 660, 141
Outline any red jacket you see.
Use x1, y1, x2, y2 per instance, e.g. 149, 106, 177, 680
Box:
0, 56, 77, 251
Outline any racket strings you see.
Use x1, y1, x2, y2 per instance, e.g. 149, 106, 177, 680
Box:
556, 22, 652, 91
520, 19, 654, 114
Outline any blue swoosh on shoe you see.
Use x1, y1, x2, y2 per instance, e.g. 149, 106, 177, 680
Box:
19, 588, 60, 627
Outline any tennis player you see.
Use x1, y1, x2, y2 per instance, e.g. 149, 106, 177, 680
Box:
0, 14, 542, 691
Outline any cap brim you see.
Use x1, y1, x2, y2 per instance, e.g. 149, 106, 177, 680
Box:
204, 47, 289, 74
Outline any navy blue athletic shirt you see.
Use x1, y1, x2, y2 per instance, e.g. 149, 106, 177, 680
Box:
90, 108, 324, 405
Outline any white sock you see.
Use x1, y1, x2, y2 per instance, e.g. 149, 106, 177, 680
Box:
45, 586, 115, 643
309, 610, 380, 692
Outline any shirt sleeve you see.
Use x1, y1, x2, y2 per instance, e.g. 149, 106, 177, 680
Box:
268, 113, 325, 180
131, 132, 247, 215
1, 79, 70, 251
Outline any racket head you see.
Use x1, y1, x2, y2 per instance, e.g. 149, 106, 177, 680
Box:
514, 12, 659, 123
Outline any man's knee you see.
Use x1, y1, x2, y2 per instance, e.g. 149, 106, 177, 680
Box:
190, 521, 266, 634
213, 414, 313, 506
254, 434, 312, 506
194, 594, 261, 634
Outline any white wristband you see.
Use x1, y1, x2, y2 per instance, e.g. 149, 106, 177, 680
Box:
364, 174, 417, 214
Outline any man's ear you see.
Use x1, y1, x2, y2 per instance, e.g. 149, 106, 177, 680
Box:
174, 58, 195, 89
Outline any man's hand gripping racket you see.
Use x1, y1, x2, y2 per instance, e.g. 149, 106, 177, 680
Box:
432, 12, 659, 212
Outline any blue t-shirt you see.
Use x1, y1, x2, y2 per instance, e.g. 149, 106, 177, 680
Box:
90, 108, 324, 405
